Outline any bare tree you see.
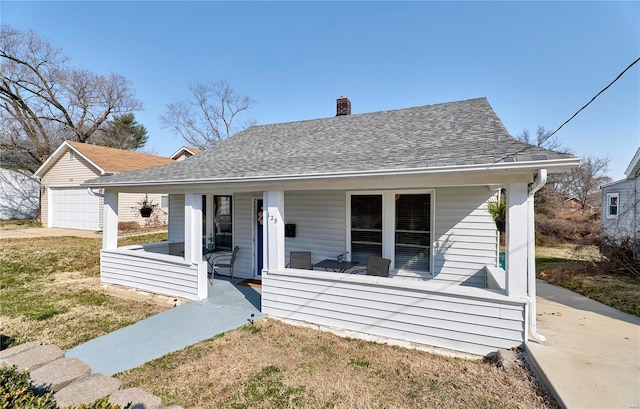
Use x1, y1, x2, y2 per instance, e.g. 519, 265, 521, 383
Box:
0, 26, 142, 172
517, 125, 570, 153
160, 79, 256, 149
568, 156, 612, 208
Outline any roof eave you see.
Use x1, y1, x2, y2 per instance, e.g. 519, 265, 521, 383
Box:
83, 158, 581, 188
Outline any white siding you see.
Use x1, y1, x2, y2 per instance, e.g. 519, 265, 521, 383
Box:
168, 194, 185, 242
40, 150, 100, 227
101, 248, 201, 300
601, 178, 639, 241
0, 168, 39, 220
284, 191, 347, 265
433, 187, 498, 287
263, 270, 525, 356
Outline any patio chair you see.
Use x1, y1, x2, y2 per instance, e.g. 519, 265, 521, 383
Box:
210, 245, 240, 283
287, 251, 313, 270
168, 242, 184, 257
353, 256, 391, 277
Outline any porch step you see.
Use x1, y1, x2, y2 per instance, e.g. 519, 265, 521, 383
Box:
0, 342, 183, 409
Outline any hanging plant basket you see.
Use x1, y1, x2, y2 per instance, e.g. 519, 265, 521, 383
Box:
140, 207, 153, 218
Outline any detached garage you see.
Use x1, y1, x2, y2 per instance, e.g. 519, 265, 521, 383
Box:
49, 188, 100, 230
35, 141, 175, 231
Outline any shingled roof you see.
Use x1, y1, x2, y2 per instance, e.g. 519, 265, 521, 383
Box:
35, 141, 175, 178
85, 97, 577, 186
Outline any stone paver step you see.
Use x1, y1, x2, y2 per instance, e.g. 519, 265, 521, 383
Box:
31, 357, 91, 392
54, 374, 122, 408
109, 387, 164, 409
1, 341, 184, 409
1, 344, 65, 371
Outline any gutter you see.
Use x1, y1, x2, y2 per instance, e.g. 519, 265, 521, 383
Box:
527, 169, 547, 342
82, 158, 580, 188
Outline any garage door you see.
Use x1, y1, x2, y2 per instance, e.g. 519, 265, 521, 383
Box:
50, 188, 100, 230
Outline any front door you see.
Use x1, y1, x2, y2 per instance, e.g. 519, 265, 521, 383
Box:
254, 199, 264, 278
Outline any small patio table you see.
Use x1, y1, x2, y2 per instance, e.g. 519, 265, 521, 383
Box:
314, 259, 359, 273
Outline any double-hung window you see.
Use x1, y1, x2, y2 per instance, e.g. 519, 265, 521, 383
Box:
349, 191, 432, 275
606, 193, 619, 219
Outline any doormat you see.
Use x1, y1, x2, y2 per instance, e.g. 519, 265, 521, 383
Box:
236, 279, 262, 288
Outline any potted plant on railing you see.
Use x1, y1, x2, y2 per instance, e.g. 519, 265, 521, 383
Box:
487, 196, 506, 232
135, 194, 158, 218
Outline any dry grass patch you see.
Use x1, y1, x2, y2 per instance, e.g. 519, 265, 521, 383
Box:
536, 245, 640, 317
117, 319, 556, 409
0, 234, 169, 349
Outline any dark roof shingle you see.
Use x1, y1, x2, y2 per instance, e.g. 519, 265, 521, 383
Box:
86, 97, 576, 186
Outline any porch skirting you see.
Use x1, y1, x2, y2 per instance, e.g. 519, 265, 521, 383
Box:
262, 269, 528, 356
100, 249, 207, 301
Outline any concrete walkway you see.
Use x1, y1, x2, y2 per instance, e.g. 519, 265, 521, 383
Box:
66, 278, 262, 376
526, 280, 640, 409
0, 227, 103, 239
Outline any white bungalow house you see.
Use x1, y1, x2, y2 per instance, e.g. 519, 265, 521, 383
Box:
84, 97, 580, 356
35, 141, 175, 230
601, 147, 640, 242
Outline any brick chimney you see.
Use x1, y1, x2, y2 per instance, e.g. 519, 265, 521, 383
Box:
336, 96, 351, 116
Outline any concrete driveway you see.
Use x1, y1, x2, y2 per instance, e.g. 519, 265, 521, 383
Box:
0, 227, 103, 239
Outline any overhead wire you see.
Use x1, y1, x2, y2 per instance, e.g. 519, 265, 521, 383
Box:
540, 56, 640, 145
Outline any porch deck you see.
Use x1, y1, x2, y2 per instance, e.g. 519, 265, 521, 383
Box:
67, 277, 262, 376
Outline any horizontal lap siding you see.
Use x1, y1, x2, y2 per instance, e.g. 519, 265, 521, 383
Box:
433, 187, 498, 287
168, 194, 185, 242
263, 273, 525, 356
101, 250, 199, 300
284, 191, 346, 265
601, 179, 638, 239
117, 193, 168, 225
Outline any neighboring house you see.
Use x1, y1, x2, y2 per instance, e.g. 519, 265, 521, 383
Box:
601, 147, 640, 242
560, 197, 599, 219
85, 97, 580, 356
170, 146, 202, 161
35, 141, 175, 230
0, 165, 40, 220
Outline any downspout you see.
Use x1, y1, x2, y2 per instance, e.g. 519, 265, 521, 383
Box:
527, 169, 547, 342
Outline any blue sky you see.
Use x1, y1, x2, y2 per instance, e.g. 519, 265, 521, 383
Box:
2, 1, 639, 180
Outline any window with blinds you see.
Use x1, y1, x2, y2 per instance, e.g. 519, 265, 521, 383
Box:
394, 194, 430, 272
350, 195, 383, 265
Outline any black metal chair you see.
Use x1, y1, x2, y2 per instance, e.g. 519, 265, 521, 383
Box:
209, 246, 239, 283
353, 256, 391, 277
287, 251, 313, 270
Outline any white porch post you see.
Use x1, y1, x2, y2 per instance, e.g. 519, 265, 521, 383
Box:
102, 190, 118, 250
185, 193, 207, 300
505, 183, 528, 297
264, 190, 285, 273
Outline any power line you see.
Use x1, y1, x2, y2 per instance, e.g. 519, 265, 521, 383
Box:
541, 56, 640, 145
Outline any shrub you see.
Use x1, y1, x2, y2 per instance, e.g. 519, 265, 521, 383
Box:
117, 222, 140, 232
600, 235, 640, 279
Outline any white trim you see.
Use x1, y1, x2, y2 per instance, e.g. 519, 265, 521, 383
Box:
605, 192, 620, 219
83, 158, 581, 188
35, 141, 107, 178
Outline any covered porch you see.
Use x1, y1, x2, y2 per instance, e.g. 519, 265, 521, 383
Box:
97, 173, 543, 356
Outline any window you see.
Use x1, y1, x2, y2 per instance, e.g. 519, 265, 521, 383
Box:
350, 195, 383, 265
606, 193, 619, 219
214, 195, 233, 249
349, 191, 432, 274
395, 194, 430, 272
69, 151, 75, 160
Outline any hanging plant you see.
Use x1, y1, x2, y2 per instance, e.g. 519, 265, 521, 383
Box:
487, 197, 506, 232
133, 194, 158, 218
